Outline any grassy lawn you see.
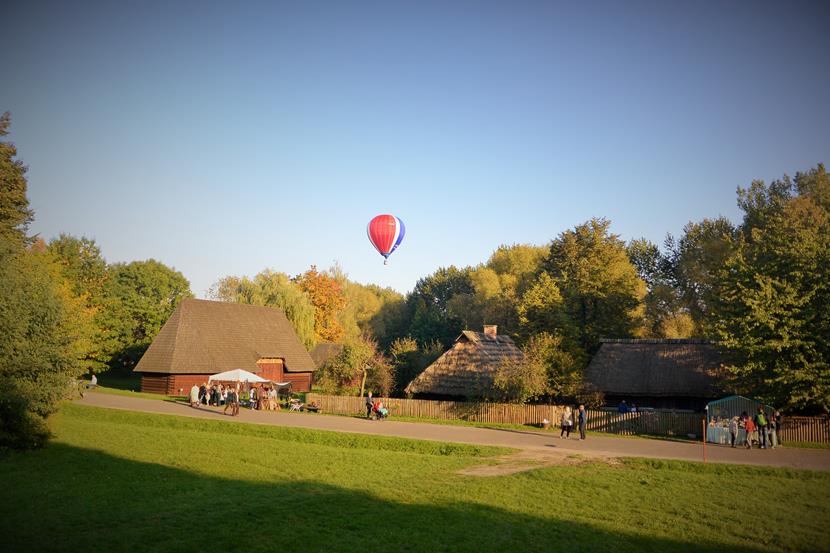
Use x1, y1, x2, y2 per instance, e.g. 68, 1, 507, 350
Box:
1, 405, 828, 552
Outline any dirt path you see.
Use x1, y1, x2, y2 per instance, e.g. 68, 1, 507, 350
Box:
79, 392, 830, 472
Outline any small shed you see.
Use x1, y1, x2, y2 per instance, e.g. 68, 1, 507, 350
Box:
404, 325, 523, 399
705, 395, 775, 444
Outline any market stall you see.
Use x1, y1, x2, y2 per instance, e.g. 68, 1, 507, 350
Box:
706, 395, 775, 445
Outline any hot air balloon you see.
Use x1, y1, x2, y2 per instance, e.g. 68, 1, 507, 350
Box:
367, 214, 405, 264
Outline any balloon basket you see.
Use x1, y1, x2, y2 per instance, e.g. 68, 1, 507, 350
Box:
383, 259, 388, 265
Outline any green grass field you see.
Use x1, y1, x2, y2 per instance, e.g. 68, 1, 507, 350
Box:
3, 404, 827, 552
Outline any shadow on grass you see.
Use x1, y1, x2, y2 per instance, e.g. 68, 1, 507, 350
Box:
0, 443, 770, 553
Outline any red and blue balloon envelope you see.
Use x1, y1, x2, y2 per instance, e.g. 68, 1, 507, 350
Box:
367, 214, 405, 265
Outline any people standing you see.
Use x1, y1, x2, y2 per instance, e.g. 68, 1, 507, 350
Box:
224, 385, 235, 415
578, 404, 587, 440
199, 383, 207, 405
365, 391, 374, 419
233, 383, 241, 416
755, 408, 768, 449
744, 416, 756, 449
560, 406, 573, 439
729, 416, 739, 448
774, 411, 783, 446
189, 384, 200, 408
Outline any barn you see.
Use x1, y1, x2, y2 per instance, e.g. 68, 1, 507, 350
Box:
583, 338, 727, 411
134, 298, 316, 394
405, 325, 523, 399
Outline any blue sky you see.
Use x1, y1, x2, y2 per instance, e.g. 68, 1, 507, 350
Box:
3, 0, 829, 296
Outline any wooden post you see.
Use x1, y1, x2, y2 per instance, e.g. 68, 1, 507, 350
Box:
702, 418, 707, 464
358, 367, 367, 400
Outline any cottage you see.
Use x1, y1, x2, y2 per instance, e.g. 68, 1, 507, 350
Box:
584, 338, 727, 411
405, 325, 523, 399
134, 299, 316, 394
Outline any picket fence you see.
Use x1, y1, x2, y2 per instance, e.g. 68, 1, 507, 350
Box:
305, 394, 830, 443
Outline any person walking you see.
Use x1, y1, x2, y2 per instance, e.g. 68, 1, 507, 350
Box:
560, 406, 573, 439
365, 391, 374, 419
577, 404, 587, 440
744, 416, 756, 449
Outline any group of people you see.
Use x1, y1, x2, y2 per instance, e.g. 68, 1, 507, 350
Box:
249, 385, 281, 411
189, 382, 240, 416
364, 392, 389, 420
724, 408, 782, 449
559, 404, 587, 440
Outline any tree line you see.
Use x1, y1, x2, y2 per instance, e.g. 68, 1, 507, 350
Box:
2, 109, 828, 448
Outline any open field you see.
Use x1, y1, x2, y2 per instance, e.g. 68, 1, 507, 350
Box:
1, 404, 829, 552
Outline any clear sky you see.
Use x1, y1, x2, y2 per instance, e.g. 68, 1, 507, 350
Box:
3, 0, 829, 296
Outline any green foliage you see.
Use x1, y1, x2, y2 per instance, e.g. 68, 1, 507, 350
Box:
406, 266, 474, 348
0, 112, 33, 246
489, 332, 583, 403
665, 217, 737, 333
210, 270, 316, 350
712, 165, 830, 413
0, 239, 87, 448
316, 335, 393, 396
5, 404, 829, 552
389, 336, 443, 394
541, 218, 646, 354
99, 260, 192, 371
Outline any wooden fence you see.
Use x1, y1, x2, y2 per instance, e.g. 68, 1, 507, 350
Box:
306, 394, 704, 438
306, 394, 830, 443
779, 416, 830, 444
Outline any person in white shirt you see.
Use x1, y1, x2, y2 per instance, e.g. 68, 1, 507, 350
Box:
189, 384, 200, 408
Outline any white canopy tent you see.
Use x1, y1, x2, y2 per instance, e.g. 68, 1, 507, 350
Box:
208, 369, 268, 383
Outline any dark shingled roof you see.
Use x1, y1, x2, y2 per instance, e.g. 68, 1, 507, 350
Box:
134, 298, 315, 375
584, 339, 725, 398
405, 330, 524, 397
310, 342, 344, 367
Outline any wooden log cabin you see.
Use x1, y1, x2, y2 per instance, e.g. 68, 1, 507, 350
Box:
134, 298, 316, 394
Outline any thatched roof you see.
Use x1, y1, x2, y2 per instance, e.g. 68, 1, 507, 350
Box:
134, 299, 315, 375
310, 342, 343, 367
584, 339, 725, 398
405, 329, 524, 397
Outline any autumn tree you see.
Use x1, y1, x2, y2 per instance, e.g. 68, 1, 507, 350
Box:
295, 265, 347, 343
389, 336, 443, 394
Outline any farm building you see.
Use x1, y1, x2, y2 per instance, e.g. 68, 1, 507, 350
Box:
584, 338, 727, 411
134, 299, 316, 394
405, 325, 523, 399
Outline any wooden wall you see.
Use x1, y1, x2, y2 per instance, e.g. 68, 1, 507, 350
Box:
140, 374, 212, 395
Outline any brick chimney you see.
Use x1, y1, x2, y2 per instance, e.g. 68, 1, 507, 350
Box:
483, 325, 497, 338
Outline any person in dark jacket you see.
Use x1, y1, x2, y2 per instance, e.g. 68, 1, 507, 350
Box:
754, 409, 768, 449
578, 405, 587, 440
365, 391, 374, 419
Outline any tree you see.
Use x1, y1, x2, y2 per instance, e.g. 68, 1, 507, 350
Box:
489, 333, 583, 403
210, 270, 316, 350
0, 114, 87, 448
315, 335, 393, 396
406, 266, 474, 348
389, 336, 443, 394
712, 166, 830, 413
628, 238, 694, 338
99, 260, 192, 371
0, 112, 33, 246
295, 265, 347, 343
541, 218, 646, 354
